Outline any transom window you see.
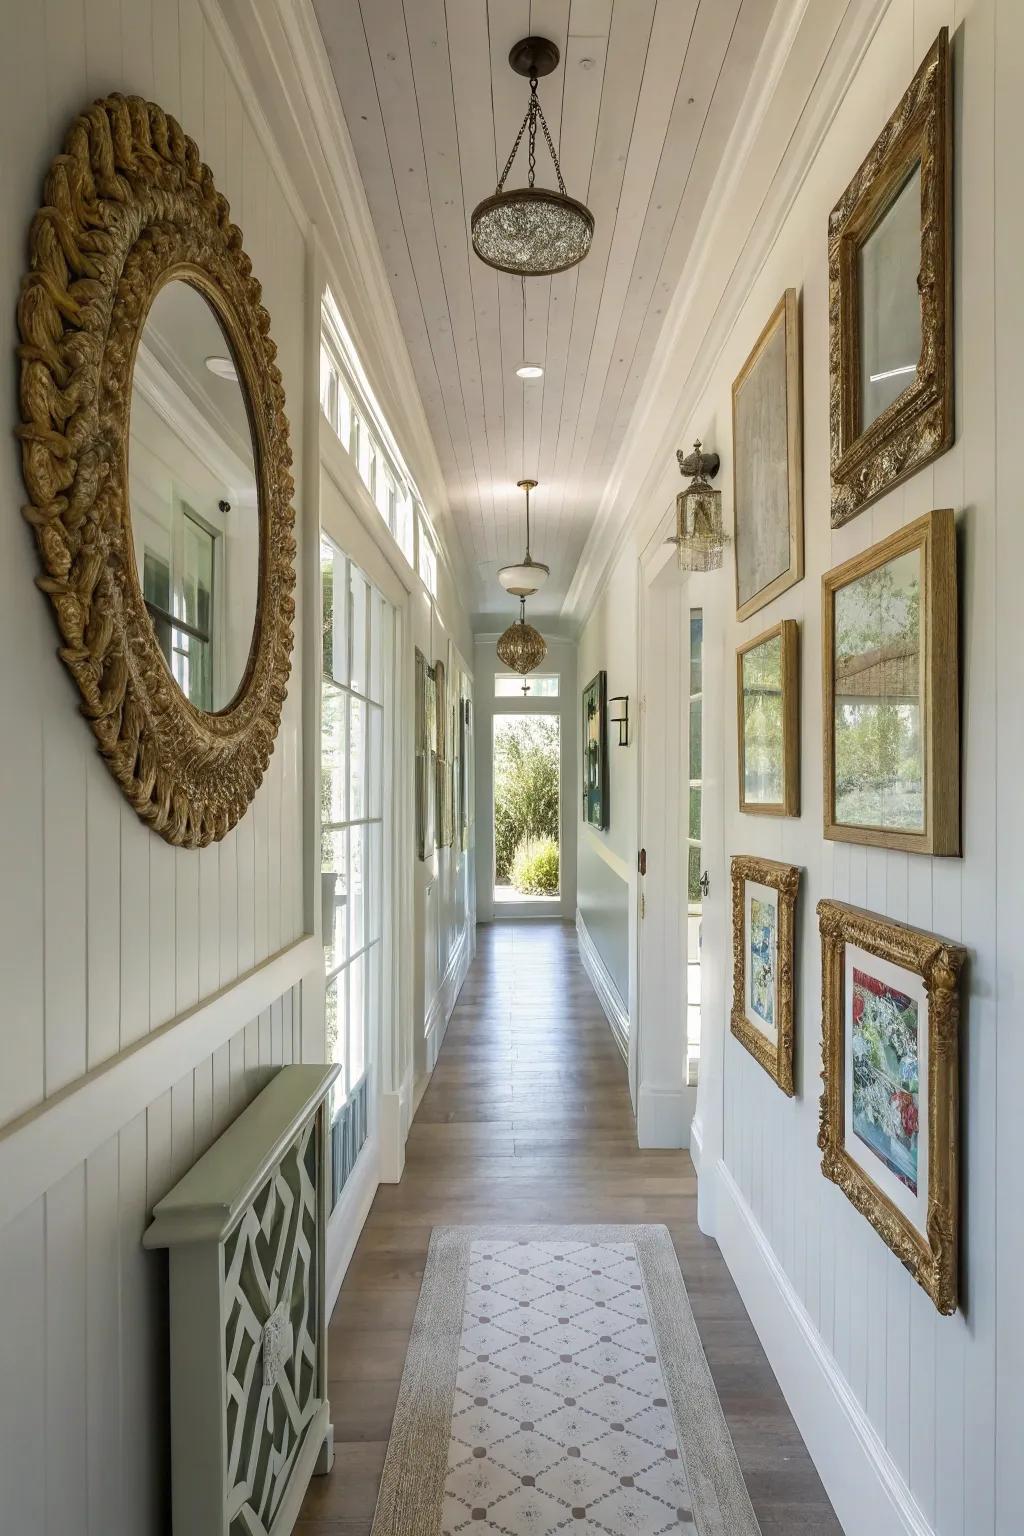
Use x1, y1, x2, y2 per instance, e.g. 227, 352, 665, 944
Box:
495, 673, 559, 698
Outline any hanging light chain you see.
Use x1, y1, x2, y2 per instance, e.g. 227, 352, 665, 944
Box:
495, 76, 567, 197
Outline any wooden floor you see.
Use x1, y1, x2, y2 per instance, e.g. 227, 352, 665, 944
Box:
297, 920, 842, 1534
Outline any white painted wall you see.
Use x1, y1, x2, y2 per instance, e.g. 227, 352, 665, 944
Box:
474, 634, 578, 925
573, 1, 1022, 1532
0, 1, 474, 1528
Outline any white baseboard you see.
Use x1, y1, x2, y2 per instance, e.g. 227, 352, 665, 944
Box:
424, 922, 472, 1075
324, 1133, 380, 1319
689, 1115, 704, 1172
715, 1160, 933, 1536
575, 909, 629, 1063
636, 1083, 691, 1149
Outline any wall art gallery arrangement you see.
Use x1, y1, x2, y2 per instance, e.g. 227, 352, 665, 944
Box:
725, 28, 966, 1313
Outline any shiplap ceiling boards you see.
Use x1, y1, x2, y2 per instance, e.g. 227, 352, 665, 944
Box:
313, 0, 778, 623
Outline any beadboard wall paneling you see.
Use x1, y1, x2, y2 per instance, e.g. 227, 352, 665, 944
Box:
573, 0, 1013, 1530
0, 987, 303, 1536
0, 0, 307, 1131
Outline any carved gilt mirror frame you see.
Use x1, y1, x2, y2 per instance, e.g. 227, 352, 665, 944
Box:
17, 95, 296, 846
828, 29, 952, 527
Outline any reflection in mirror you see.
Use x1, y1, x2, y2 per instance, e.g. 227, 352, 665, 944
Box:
742, 635, 783, 806
833, 547, 923, 832
130, 280, 259, 712
858, 164, 922, 431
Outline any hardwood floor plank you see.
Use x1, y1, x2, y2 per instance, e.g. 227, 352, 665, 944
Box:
300, 920, 841, 1533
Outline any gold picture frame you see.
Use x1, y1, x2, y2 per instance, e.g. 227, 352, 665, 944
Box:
822, 509, 958, 854
829, 29, 952, 527
817, 899, 966, 1314
737, 619, 800, 817
16, 96, 296, 847
732, 289, 803, 619
730, 856, 800, 1096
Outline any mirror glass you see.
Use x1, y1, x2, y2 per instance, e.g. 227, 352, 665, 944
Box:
130, 280, 259, 712
833, 546, 923, 833
858, 163, 922, 431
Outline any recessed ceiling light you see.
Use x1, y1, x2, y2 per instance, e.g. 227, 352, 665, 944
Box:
205, 355, 237, 381
516, 363, 544, 380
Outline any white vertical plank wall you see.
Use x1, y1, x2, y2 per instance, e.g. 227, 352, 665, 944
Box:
0, 2, 309, 1531
572, 0, 1018, 1531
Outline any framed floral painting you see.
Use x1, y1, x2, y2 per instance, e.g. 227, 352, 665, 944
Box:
730, 855, 800, 1095
817, 898, 967, 1314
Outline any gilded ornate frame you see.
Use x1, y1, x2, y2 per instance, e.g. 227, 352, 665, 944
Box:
730, 855, 800, 1096
737, 619, 800, 817
732, 288, 803, 620
822, 509, 959, 854
16, 95, 296, 846
828, 29, 952, 527
817, 899, 966, 1314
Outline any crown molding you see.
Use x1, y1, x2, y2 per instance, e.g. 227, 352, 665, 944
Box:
133, 341, 258, 502
562, 0, 891, 631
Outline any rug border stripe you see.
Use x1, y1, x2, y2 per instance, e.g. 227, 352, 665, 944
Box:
368, 1223, 761, 1536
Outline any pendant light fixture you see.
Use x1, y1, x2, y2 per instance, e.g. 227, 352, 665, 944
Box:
497, 595, 548, 677
471, 37, 595, 277
498, 478, 550, 597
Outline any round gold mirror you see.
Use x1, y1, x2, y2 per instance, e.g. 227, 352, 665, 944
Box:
17, 96, 296, 846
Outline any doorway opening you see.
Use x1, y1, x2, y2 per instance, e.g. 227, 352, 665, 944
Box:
492, 713, 560, 905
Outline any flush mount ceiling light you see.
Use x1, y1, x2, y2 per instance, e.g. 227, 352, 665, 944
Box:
496, 595, 548, 677
471, 37, 595, 277
498, 478, 550, 597
516, 363, 544, 379
205, 355, 237, 381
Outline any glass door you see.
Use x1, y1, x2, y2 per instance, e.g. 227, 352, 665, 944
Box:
320, 537, 395, 1206
686, 609, 704, 1088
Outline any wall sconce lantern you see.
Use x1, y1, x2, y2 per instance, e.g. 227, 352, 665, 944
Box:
669, 440, 729, 572
608, 695, 630, 747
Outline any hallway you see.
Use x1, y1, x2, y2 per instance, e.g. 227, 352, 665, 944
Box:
298, 921, 841, 1534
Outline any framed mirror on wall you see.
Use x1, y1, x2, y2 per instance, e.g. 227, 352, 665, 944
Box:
828, 29, 952, 526
16, 95, 296, 847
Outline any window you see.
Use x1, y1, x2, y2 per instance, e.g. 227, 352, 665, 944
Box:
321, 536, 393, 1206
319, 287, 421, 568
686, 610, 703, 1088
417, 515, 438, 597
495, 674, 559, 698
142, 500, 216, 711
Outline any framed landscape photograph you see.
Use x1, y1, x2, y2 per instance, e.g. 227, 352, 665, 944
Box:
732, 288, 803, 619
817, 899, 966, 1314
828, 29, 952, 526
822, 509, 958, 853
582, 672, 608, 830
730, 855, 800, 1095
737, 619, 799, 817
415, 648, 437, 860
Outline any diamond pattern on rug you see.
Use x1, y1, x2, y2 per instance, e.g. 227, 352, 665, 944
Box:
441, 1240, 698, 1534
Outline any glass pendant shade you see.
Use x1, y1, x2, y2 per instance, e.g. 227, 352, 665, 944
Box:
671, 441, 730, 572
497, 557, 550, 598
497, 477, 549, 598
472, 188, 594, 277
471, 39, 594, 279
497, 598, 548, 675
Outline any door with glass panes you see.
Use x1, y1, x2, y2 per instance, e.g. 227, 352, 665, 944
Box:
320, 538, 395, 1207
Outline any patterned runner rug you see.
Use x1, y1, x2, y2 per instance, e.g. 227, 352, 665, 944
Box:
369, 1225, 760, 1535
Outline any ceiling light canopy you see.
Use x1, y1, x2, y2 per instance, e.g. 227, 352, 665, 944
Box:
496, 596, 548, 676
471, 37, 595, 278
498, 478, 549, 597
516, 363, 544, 379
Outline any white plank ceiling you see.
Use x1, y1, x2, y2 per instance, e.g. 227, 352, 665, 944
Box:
313, 0, 779, 622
